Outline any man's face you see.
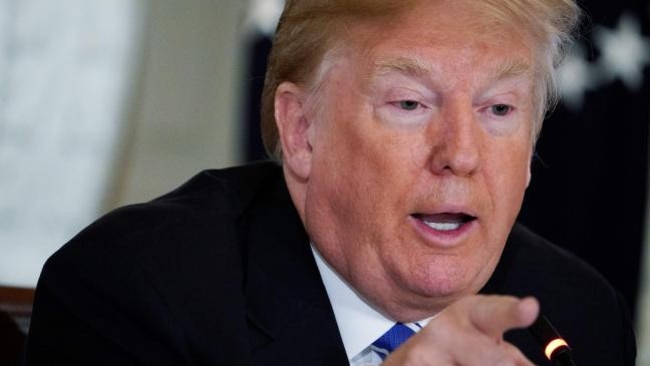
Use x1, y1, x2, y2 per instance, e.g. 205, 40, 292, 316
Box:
292, 2, 535, 320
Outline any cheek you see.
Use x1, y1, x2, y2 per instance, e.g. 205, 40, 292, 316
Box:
308, 125, 425, 243
318, 117, 423, 187
490, 143, 532, 214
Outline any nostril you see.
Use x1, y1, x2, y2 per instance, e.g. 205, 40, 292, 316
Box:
427, 122, 481, 176
429, 149, 480, 176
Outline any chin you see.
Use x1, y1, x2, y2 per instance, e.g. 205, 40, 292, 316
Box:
407, 265, 483, 301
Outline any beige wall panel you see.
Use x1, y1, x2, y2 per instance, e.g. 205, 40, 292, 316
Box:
114, 0, 246, 207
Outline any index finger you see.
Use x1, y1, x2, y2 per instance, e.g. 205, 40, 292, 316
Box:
468, 295, 539, 339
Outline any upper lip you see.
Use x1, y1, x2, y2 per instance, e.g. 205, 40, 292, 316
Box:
411, 205, 478, 221
412, 212, 477, 224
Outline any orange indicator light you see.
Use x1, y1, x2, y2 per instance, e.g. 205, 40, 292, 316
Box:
545, 338, 569, 360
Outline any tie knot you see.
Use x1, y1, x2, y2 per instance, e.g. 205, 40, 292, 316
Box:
370, 323, 417, 360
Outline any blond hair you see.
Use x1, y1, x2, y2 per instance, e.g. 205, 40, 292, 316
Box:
260, 0, 581, 160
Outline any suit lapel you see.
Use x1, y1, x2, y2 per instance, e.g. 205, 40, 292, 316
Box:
242, 173, 348, 365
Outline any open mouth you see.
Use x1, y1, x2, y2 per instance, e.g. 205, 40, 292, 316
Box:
411, 213, 477, 232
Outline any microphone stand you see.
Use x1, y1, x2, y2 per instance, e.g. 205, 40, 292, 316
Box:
528, 315, 578, 366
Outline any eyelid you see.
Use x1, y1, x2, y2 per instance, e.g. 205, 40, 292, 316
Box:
374, 95, 433, 128
387, 88, 437, 110
371, 72, 437, 102
476, 86, 530, 114
475, 92, 519, 111
385, 86, 428, 98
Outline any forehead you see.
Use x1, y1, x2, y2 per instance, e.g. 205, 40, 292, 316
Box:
348, 0, 533, 45
333, 1, 535, 80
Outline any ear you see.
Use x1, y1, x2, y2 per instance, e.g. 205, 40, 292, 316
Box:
275, 82, 314, 180
526, 149, 533, 187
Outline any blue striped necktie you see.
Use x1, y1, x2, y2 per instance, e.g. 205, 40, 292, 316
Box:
370, 323, 418, 360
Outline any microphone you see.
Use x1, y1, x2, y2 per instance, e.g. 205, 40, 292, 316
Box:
528, 315, 577, 366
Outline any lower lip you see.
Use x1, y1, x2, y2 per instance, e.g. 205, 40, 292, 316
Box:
409, 216, 477, 248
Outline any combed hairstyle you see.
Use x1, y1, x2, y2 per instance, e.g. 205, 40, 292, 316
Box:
260, 0, 581, 160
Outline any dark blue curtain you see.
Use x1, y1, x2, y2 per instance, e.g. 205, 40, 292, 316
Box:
519, 0, 649, 317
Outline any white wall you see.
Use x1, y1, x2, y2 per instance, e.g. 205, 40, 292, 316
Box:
0, 0, 248, 287
109, 0, 247, 207
0, 0, 145, 287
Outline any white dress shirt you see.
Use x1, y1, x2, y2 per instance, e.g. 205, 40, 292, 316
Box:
311, 245, 433, 365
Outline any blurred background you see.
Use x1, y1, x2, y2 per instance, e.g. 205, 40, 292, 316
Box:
0, 0, 648, 362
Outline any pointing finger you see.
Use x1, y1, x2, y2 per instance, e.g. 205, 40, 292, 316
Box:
468, 295, 539, 339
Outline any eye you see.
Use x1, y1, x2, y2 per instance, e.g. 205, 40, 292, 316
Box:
491, 104, 512, 116
398, 100, 421, 111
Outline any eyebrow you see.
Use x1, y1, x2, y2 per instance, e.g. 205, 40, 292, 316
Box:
372, 57, 431, 78
371, 56, 533, 82
493, 58, 534, 80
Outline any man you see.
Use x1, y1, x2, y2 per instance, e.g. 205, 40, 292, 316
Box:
24, 0, 636, 365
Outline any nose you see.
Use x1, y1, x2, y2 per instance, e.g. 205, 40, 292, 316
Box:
428, 101, 481, 176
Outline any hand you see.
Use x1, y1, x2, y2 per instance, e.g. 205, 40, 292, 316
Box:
382, 295, 539, 365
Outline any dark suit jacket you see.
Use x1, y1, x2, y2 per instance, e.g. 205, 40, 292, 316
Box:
0, 310, 26, 366
23, 162, 636, 365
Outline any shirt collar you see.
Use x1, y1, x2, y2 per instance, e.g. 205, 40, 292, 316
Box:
311, 245, 433, 361
311, 245, 392, 360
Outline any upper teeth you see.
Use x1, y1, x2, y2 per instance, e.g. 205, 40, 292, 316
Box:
424, 222, 461, 231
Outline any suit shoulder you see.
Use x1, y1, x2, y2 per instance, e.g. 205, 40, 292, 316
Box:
497, 224, 636, 364
28, 163, 283, 365
148, 160, 282, 217
505, 223, 615, 296
489, 223, 627, 332
41, 162, 283, 284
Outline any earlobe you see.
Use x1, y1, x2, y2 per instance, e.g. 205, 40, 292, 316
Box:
275, 82, 313, 180
526, 154, 532, 187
